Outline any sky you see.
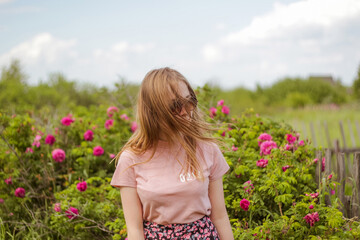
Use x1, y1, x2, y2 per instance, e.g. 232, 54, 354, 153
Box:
0, 0, 360, 90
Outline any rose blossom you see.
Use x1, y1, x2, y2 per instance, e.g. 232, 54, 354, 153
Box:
45, 134, 56, 145
0, 198, 4, 204
107, 106, 119, 118
65, 207, 79, 219
109, 153, 116, 159
260, 140, 277, 155
305, 192, 319, 199
282, 165, 290, 172
309, 205, 314, 209
217, 100, 224, 106
131, 121, 138, 133
77, 181, 87, 192
84, 130, 94, 141
14, 187, 25, 198
286, 134, 297, 144
258, 133, 273, 146
298, 140, 305, 146
61, 116, 75, 126
285, 144, 293, 151
25, 147, 34, 153
328, 174, 333, 180
120, 114, 129, 121
32, 135, 41, 148
303, 212, 319, 227
322, 157, 325, 172
240, 198, 250, 211
313, 158, 318, 164
232, 145, 238, 151
331, 189, 335, 195
221, 105, 230, 115
5, 177, 12, 185
105, 119, 114, 130
256, 159, 269, 168
93, 146, 104, 156
54, 203, 61, 212
209, 107, 217, 118
52, 149, 66, 162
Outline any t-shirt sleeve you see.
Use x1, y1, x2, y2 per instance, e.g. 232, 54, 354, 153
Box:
209, 143, 230, 181
110, 150, 137, 188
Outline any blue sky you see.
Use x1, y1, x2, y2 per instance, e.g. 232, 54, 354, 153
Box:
1, 0, 359, 89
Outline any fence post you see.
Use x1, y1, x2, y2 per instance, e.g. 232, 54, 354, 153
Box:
310, 122, 317, 147
315, 151, 322, 187
324, 149, 332, 206
323, 120, 332, 149
337, 153, 347, 216
352, 152, 360, 218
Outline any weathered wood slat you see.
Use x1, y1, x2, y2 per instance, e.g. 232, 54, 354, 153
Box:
310, 122, 317, 147
337, 153, 346, 216
352, 152, 360, 218
315, 151, 322, 187
356, 121, 360, 144
323, 120, 332, 148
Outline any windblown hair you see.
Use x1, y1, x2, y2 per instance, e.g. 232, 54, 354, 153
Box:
113, 67, 216, 179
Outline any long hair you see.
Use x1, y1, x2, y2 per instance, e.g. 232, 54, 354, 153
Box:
113, 67, 216, 179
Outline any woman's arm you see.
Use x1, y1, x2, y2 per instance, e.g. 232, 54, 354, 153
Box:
119, 187, 145, 240
209, 178, 234, 240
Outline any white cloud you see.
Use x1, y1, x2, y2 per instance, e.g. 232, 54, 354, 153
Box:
0, 33, 156, 86
0, 33, 77, 66
201, 0, 360, 87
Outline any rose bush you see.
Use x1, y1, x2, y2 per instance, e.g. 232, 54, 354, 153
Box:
1, 90, 360, 239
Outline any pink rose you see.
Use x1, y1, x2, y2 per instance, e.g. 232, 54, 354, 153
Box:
331, 189, 335, 195
232, 145, 238, 151
25, 147, 34, 153
0, 198, 4, 204
258, 133, 273, 146
309, 205, 314, 209
313, 158, 318, 164
105, 119, 114, 130
15, 187, 25, 198
285, 144, 293, 151
32, 135, 41, 148
322, 157, 325, 172
76, 181, 87, 192
54, 203, 61, 212
298, 140, 304, 146
221, 105, 230, 115
217, 100, 224, 106
93, 146, 104, 156
84, 130, 94, 141
131, 121, 138, 133
256, 159, 269, 168
328, 174, 332, 180
240, 198, 250, 211
61, 116, 75, 126
282, 165, 290, 172
260, 140, 277, 155
286, 134, 297, 144
65, 207, 79, 219
45, 134, 56, 145
109, 153, 116, 159
303, 212, 319, 227
52, 149, 66, 163
107, 106, 119, 118
120, 114, 130, 121
5, 177, 12, 185
209, 107, 217, 118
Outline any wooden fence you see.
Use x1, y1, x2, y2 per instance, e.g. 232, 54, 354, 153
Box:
315, 150, 360, 218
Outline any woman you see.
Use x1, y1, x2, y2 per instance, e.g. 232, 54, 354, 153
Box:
110, 67, 234, 239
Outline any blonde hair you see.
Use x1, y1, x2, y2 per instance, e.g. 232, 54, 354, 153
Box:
112, 67, 216, 179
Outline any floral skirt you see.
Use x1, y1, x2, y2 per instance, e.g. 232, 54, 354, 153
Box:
143, 215, 220, 239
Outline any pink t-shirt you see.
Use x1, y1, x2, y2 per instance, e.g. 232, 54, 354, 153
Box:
110, 140, 230, 225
